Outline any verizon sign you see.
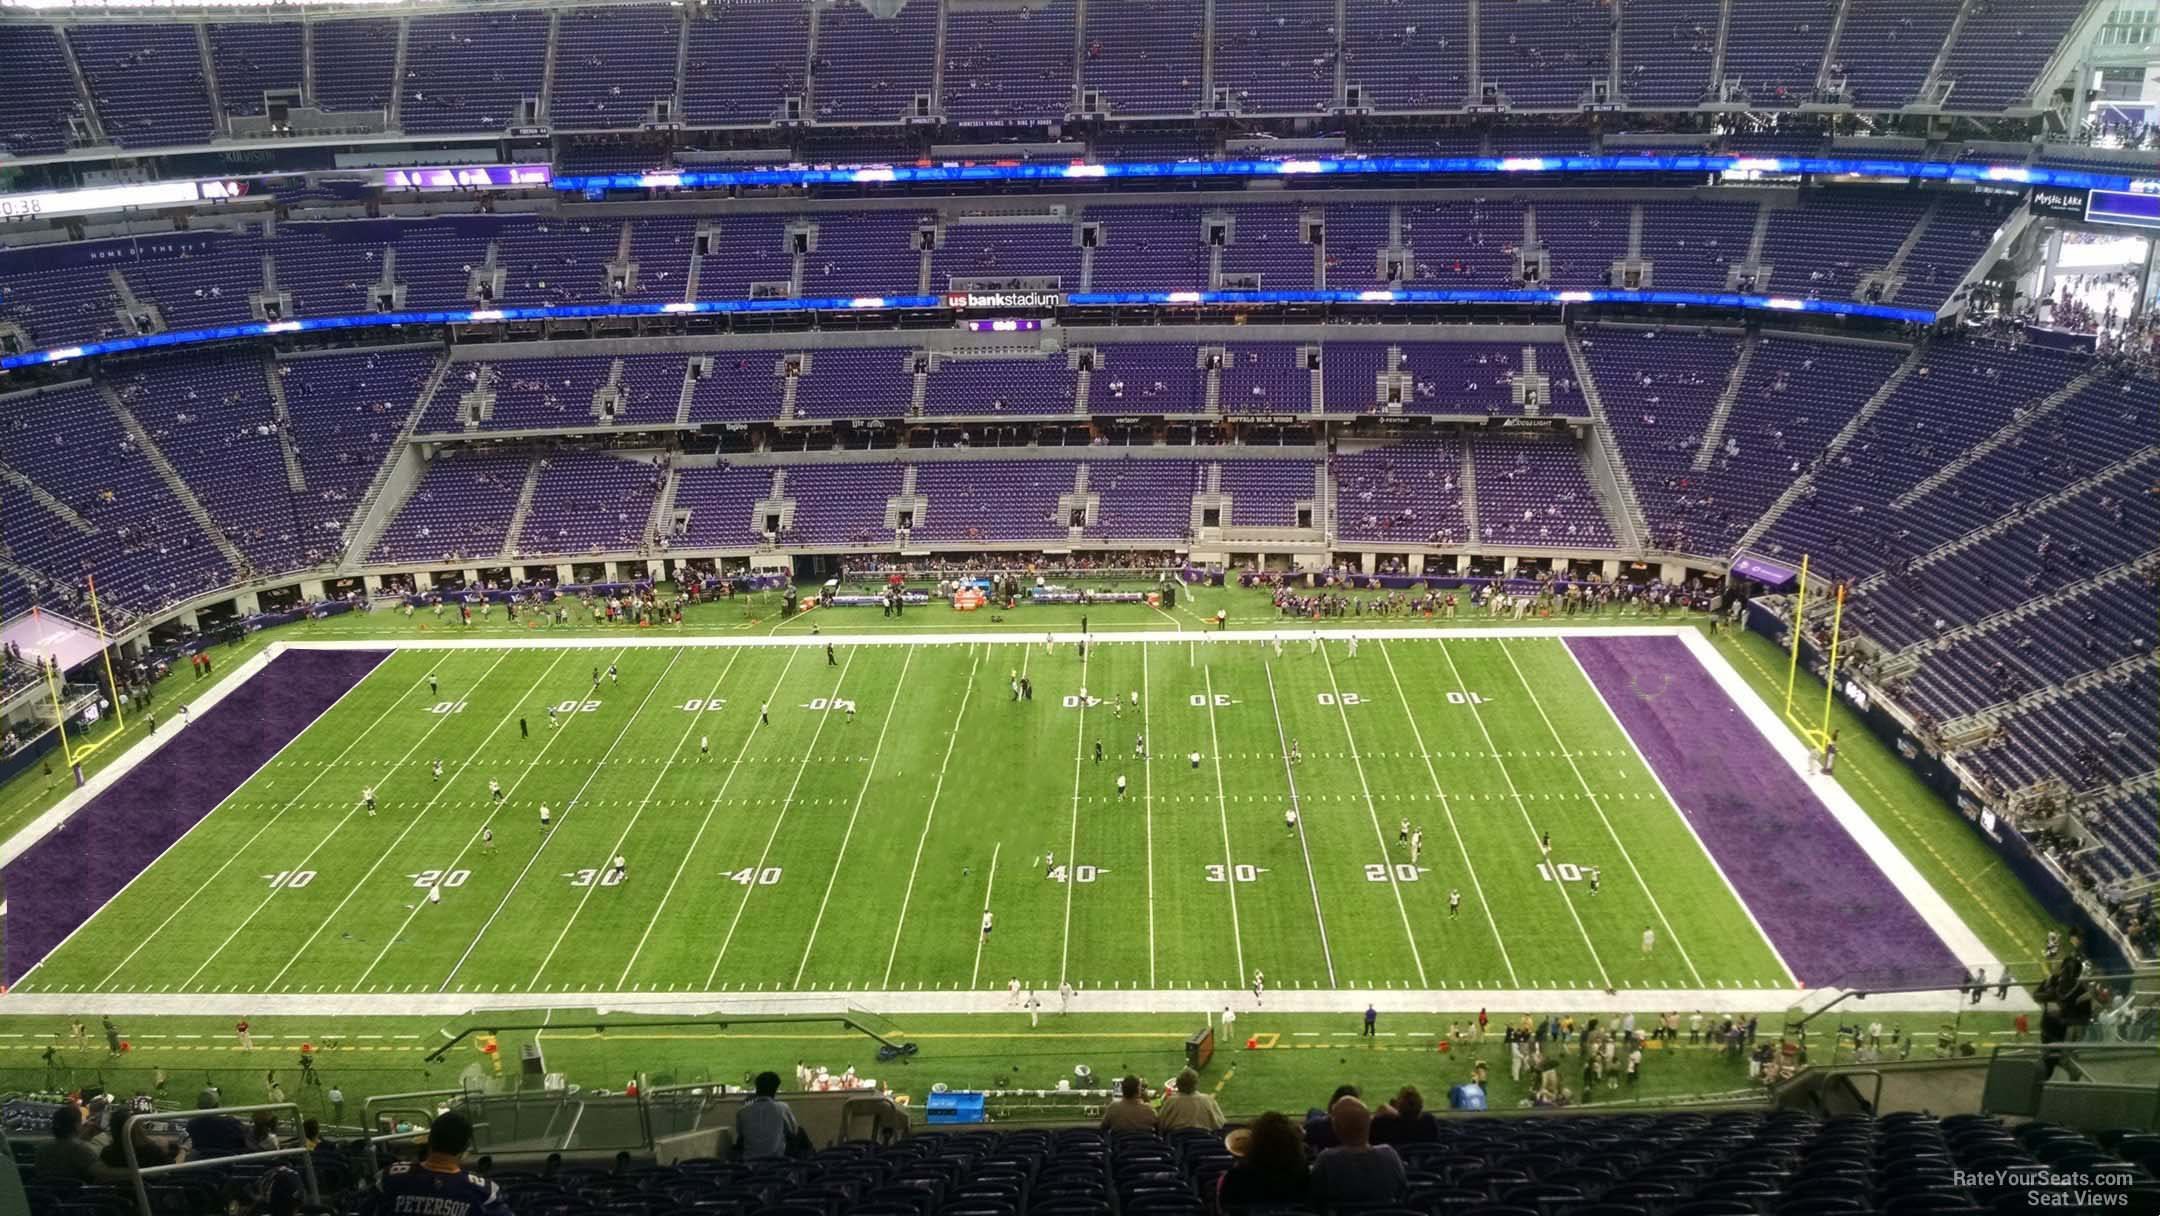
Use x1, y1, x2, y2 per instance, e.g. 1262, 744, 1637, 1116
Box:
945, 291, 1063, 309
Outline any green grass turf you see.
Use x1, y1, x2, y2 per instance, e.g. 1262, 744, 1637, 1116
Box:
17, 631, 1790, 998
0, 1004, 2038, 1123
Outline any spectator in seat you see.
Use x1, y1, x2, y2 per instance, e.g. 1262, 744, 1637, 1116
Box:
1302, 1084, 1360, 1150
734, 1070, 800, 1160
186, 1089, 248, 1159
1370, 1085, 1439, 1145
1309, 1095, 1407, 1208
101, 1109, 177, 1175
1100, 1074, 1157, 1132
35, 1104, 103, 1183
1156, 1068, 1225, 1132
1218, 1112, 1309, 1210
369, 1111, 507, 1216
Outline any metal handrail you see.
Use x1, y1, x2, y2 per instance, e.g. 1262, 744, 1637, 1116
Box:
119, 1102, 319, 1216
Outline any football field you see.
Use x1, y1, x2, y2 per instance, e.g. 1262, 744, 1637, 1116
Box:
12, 628, 1875, 1007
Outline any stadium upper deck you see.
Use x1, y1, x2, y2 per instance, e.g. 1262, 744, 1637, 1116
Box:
0, 0, 2105, 162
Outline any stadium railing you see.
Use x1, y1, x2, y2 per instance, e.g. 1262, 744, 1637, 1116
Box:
117, 1100, 320, 1216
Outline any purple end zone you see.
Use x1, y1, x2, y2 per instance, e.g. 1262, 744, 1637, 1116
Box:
1566, 635, 1965, 989
3, 648, 390, 984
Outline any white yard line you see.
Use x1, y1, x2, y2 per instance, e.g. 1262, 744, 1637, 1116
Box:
1055, 639, 1092, 985
792, 646, 917, 985
7, 982, 2025, 1018
436, 648, 683, 990
283, 625, 1695, 653
1558, 640, 1798, 987
704, 649, 860, 986
1140, 643, 1156, 989
1258, 661, 1337, 987
1676, 630, 2000, 971
1375, 640, 1519, 987
1434, 638, 1613, 990
1312, 644, 1428, 987
530, 647, 750, 985
0, 644, 285, 869
1498, 639, 1706, 988
1198, 667, 1249, 981
351, 647, 629, 988
968, 841, 1002, 989
264, 654, 572, 990
78, 653, 408, 989
178, 650, 522, 988
618, 648, 805, 985
879, 645, 984, 988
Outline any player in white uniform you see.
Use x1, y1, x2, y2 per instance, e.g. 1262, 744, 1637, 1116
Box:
427, 884, 441, 906
610, 855, 627, 882
431, 759, 443, 783
1285, 806, 1298, 834
1410, 828, 1424, 864
980, 910, 994, 940
538, 805, 551, 828
362, 786, 376, 816
489, 779, 503, 803
482, 827, 495, 852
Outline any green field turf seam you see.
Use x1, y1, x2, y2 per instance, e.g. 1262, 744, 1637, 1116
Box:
1435, 637, 1616, 991
707, 647, 860, 988
623, 647, 808, 984
880, 645, 982, 988
1498, 639, 1705, 988
436, 646, 662, 990
1258, 660, 1341, 986
66, 653, 405, 991
1374, 639, 1519, 985
1314, 643, 1430, 987
1200, 665, 1255, 983
265, 649, 577, 991
793, 645, 919, 986
182, 650, 522, 988
1558, 640, 1802, 988
535, 645, 752, 985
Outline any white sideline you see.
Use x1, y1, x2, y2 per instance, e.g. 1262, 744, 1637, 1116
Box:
0, 642, 286, 868
281, 625, 1694, 651
1676, 630, 2001, 974
0, 985, 2030, 1019
2, 626, 2013, 1018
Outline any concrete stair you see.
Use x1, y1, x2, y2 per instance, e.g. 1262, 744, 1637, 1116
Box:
499, 457, 544, 559
339, 352, 450, 571
1694, 335, 1756, 472
1855, 445, 2160, 593
1565, 334, 1649, 551
0, 464, 96, 534
1459, 443, 1480, 541
263, 359, 307, 493
1732, 345, 1923, 554
1894, 369, 2099, 508
97, 384, 248, 573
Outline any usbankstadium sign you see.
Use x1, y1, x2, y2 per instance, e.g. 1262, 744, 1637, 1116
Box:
945, 291, 1064, 309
